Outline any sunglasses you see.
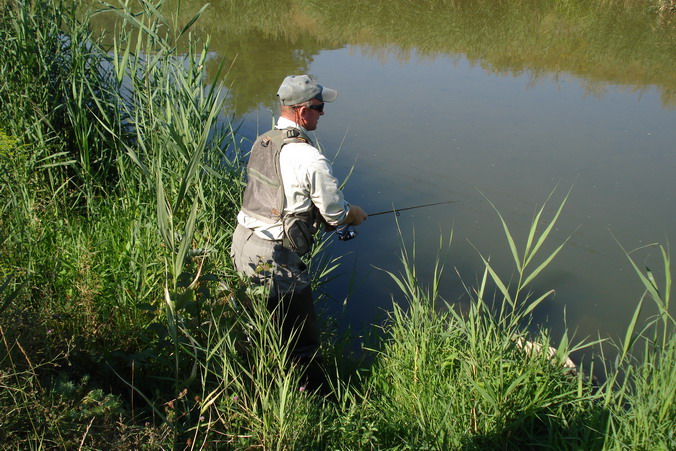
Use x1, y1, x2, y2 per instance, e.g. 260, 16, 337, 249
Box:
306, 103, 325, 113
293, 102, 325, 113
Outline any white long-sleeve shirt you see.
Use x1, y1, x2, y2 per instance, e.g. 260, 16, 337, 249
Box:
237, 117, 350, 240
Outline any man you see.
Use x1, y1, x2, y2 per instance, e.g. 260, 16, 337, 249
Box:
230, 75, 367, 393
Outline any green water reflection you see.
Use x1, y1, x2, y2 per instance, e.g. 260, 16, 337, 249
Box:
160, 0, 676, 113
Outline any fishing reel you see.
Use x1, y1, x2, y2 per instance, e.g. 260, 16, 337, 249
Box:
336, 225, 358, 241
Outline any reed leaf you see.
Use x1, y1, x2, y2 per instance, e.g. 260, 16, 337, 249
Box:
36, 152, 76, 169
523, 189, 569, 271
521, 289, 555, 317
617, 241, 663, 310
123, 142, 150, 176
524, 198, 547, 264
521, 239, 568, 288
621, 296, 644, 360
659, 245, 671, 313
478, 254, 514, 309
173, 135, 202, 212
156, 169, 174, 251
174, 196, 199, 283
468, 377, 498, 409
481, 193, 521, 273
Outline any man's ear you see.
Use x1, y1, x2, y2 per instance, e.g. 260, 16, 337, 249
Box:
295, 106, 308, 123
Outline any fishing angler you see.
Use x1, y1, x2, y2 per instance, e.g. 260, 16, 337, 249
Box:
230, 75, 367, 395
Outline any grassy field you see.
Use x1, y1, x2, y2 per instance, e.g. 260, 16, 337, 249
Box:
1, 0, 674, 448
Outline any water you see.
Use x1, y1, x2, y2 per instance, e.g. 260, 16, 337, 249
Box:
106, 0, 676, 344
298, 48, 676, 344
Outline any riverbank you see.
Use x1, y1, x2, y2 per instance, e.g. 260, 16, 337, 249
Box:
1, 0, 674, 448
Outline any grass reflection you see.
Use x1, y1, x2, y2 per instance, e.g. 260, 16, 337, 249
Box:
118, 0, 676, 112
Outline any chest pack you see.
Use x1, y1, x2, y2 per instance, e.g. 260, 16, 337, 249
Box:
241, 127, 319, 255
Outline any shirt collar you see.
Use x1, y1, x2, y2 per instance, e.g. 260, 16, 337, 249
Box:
276, 116, 307, 133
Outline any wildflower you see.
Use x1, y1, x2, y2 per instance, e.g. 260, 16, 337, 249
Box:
299, 385, 306, 393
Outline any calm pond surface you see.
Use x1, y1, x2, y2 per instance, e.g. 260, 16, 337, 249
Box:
139, 1, 676, 345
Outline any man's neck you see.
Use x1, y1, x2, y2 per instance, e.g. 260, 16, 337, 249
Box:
277, 116, 306, 133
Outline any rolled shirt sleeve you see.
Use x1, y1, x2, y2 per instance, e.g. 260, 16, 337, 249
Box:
306, 156, 349, 226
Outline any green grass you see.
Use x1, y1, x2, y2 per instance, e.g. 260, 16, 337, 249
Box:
1, 0, 674, 448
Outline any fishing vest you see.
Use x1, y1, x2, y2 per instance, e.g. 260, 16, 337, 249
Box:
240, 127, 320, 255
241, 127, 311, 223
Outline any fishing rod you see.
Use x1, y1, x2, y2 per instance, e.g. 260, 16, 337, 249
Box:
336, 200, 457, 241
368, 200, 457, 217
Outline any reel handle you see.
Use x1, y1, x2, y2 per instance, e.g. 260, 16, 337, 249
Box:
336, 225, 358, 241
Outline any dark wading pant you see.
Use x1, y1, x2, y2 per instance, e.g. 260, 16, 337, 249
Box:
230, 224, 326, 390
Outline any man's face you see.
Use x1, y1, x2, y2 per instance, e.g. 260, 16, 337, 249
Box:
297, 98, 325, 131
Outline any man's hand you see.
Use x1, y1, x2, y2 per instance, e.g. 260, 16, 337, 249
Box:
344, 205, 367, 226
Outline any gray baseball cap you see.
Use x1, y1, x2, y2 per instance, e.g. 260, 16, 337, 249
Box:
277, 75, 338, 106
